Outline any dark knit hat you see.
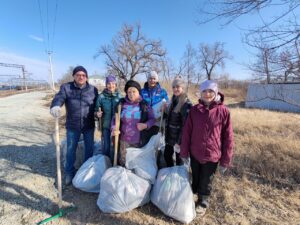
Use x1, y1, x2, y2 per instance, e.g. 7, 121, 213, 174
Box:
72, 66, 88, 77
124, 80, 141, 93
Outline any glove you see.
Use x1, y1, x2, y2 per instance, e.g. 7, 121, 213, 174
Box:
219, 166, 227, 175
174, 144, 180, 153
181, 157, 189, 166
50, 106, 61, 118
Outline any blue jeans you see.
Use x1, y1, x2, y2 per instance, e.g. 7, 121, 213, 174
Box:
102, 128, 113, 161
65, 128, 94, 176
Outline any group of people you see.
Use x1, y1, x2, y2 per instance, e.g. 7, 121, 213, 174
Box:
50, 65, 234, 215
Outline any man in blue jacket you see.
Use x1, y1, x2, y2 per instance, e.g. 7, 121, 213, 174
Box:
50, 66, 98, 185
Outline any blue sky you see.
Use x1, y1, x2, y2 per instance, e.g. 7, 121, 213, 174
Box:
0, 0, 288, 82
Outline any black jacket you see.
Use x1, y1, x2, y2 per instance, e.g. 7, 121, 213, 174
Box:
51, 82, 98, 131
165, 95, 192, 146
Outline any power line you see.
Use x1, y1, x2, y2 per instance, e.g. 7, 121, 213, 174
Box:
46, 0, 50, 51
36, 0, 59, 91
37, 0, 47, 53
51, 0, 58, 51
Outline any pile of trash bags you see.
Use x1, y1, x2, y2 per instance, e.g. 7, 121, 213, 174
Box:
71, 133, 196, 224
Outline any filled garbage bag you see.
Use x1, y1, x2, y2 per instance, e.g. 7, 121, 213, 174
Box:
72, 154, 111, 193
97, 166, 151, 213
152, 100, 166, 119
151, 166, 196, 224
126, 133, 161, 184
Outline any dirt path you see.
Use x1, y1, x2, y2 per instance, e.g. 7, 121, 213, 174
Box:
0, 91, 179, 225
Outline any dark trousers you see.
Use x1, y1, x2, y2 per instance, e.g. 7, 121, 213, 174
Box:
190, 156, 218, 197
164, 144, 182, 167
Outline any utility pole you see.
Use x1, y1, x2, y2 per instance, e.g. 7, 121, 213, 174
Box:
47, 51, 56, 91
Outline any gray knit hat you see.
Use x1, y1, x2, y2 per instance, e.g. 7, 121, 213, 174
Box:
172, 76, 186, 89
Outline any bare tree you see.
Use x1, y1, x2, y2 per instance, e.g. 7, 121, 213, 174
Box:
278, 41, 300, 82
94, 23, 166, 81
248, 44, 279, 83
198, 42, 231, 80
197, 0, 300, 50
180, 42, 198, 91
58, 66, 74, 84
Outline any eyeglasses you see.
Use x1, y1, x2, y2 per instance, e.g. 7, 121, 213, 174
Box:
172, 85, 181, 89
75, 74, 87, 78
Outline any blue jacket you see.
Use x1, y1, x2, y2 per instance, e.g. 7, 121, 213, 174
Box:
51, 82, 98, 131
95, 88, 122, 129
141, 82, 169, 107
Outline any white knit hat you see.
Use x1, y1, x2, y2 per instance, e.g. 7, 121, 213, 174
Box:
147, 71, 159, 81
200, 80, 218, 95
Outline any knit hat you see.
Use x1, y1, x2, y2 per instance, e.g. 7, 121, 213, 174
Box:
200, 80, 218, 95
147, 71, 159, 81
124, 80, 141, 93
172, 76, 186, 89
72, 66, 88, 77
105, 75, 117, 85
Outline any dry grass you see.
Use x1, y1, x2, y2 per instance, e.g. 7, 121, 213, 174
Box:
205, 107, 300, 225
42, 85, 300, 224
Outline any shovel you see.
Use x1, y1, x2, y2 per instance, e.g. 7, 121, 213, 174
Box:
37, 117, 76, 224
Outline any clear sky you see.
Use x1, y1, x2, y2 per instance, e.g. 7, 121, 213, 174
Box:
0, 0, 291, 83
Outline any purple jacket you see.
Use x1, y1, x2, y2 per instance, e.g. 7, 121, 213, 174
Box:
180, 93, 234, 167
113, 97, 155, 145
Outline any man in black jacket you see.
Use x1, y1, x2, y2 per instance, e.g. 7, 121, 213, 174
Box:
50, 66, 98, 185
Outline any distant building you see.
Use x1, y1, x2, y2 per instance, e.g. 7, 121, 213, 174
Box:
245, 83, 300, 113
88, 75, 105, 87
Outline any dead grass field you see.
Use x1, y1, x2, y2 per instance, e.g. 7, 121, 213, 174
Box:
4, 85, 298, 225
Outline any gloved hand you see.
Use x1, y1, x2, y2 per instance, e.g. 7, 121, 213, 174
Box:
181, 157, 189, 166
219, 166, 227, 175
174, 144, 180, 153
50, 106, 61, 118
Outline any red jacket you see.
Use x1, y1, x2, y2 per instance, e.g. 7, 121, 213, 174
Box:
180, 93, 234, 167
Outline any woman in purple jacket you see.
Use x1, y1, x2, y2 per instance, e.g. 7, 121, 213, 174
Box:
112, 80, 156, 166
180, 80, 234, 216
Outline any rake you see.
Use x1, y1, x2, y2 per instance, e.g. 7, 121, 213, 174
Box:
37, 118, 76, 224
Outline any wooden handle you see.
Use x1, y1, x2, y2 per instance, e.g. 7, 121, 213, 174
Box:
113, 104, 122, 166
55, 118, 62, 209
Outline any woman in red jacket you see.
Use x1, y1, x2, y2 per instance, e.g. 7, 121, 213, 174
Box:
180, 80, 234, 216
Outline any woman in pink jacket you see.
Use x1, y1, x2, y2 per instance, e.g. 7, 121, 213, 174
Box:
180, 80, 234, 216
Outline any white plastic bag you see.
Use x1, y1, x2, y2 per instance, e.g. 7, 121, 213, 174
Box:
152, 100, 166, 120
72, 154, 111, 193
151, 166, 196, 224
97, 166, 151, 213
126, 134, 161, 184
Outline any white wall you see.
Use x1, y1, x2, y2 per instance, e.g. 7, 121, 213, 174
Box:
245, 83, 300, 113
